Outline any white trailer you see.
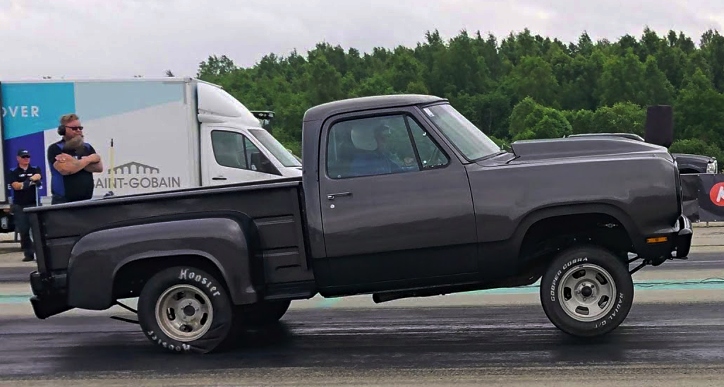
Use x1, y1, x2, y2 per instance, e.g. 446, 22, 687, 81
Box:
0, 77, 302, 233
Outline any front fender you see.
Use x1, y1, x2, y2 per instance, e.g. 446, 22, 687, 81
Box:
66, 216, 256, 310
515, 202, 639, 241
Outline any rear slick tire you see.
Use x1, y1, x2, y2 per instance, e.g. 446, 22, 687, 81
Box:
137, 266, 234, 354
540, 245, 634, 338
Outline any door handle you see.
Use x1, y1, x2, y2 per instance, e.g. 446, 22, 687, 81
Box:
212, 176, 227, 181
327, 192, 352, 200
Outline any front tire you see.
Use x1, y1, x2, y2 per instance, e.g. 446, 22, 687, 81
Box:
137, 266, 234, 354
540, 245, 633, 338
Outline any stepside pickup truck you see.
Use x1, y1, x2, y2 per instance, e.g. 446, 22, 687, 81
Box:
26, 94, 692, 354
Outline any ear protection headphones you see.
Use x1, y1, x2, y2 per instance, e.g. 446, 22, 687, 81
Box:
57, 114, 81, 136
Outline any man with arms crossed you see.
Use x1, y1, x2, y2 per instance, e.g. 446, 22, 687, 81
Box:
46, 113, 103, 204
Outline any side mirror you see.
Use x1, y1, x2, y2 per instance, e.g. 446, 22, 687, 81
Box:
250, 152, 281, 175
644, 105, 674, 148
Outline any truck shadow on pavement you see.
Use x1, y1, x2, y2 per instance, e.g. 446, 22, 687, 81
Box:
11, 303, 719, 378
47, 321, 642, 377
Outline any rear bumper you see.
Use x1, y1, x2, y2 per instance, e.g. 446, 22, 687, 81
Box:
29, 271, 72, 319
672, 214, 693, 259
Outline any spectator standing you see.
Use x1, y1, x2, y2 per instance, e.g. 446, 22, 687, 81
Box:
8, 149, 41, 261
46, 113, 103, 204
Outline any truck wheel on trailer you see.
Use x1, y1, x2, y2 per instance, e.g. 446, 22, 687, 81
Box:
539, 245, 634, 337
137, 266, 234, 354
235, 299, 291, 327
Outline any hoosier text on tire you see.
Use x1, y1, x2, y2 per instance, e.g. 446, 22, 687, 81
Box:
137, 266, 235, 354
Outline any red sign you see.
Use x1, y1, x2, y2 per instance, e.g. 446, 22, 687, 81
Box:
709, 182, 724, 206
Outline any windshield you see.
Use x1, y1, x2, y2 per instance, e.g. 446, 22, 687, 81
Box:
248, 129, 302, 167
421, 103, 501, 161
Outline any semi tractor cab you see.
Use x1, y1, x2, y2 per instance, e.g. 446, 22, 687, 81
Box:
0, 77, 301, 234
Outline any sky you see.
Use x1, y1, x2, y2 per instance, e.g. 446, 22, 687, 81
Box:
1, 0, 723, 80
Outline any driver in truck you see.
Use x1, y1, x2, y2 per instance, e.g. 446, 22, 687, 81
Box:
349, 124, 404, 177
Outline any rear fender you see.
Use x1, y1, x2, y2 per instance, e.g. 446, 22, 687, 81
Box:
66, 216, 257, 310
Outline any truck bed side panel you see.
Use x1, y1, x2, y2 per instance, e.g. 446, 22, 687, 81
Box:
29, 179, 312, 290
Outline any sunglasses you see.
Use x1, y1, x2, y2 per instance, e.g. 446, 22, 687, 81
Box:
19, 155, 30, 159
65, 126, 83, 131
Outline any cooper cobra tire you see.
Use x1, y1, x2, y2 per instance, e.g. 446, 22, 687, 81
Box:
540, 245, 634, 338
137, 266, 234, 354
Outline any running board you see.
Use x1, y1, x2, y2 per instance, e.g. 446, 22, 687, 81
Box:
110, 301, 139, 325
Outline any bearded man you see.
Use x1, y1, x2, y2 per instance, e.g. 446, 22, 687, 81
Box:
46, 113, 103, 204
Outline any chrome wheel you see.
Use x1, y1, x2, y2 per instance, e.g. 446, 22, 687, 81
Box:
155, 284, 213, 342
557, 263, 617, 322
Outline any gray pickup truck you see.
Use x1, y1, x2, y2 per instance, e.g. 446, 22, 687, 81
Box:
26, 94, 692, 354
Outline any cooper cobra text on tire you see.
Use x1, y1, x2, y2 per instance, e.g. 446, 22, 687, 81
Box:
137, 266, 234, 354
540, 245, 634, 338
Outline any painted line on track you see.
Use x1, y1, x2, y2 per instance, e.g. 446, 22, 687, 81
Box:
0, 295, 32, 304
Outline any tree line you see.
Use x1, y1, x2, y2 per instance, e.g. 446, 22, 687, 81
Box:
195, 27, 724, 162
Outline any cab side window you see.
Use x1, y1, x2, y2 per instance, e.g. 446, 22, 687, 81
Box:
211, 130, 248, 170
326, 113, 447, 179
406, 116, 450, 169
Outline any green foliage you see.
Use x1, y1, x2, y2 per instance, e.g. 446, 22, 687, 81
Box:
196, 28, 724, 159
509, 97, 572, 141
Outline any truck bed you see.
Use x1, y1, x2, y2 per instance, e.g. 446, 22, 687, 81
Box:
26, 176, 313, 290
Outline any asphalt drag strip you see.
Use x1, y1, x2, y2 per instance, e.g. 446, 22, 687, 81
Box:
0, 259, 722, 385
0, 301, 722, 386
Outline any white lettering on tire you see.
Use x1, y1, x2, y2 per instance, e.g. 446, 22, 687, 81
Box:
146, 330, 192, 352
550, 257, 588, 302
594, 292, 626, 329
178, 268, 222, 297
550, 269, 561, 302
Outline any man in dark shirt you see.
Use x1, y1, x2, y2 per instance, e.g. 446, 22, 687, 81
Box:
8, 149, 42, 261
46, 113, 103, 204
